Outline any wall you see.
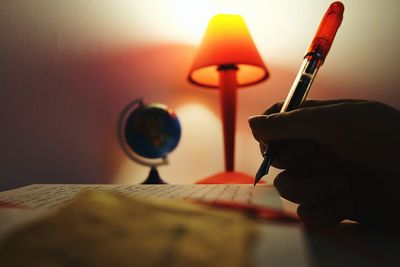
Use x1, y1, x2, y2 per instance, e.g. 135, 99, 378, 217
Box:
1, 0, 399, 190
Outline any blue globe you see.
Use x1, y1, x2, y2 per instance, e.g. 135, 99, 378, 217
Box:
124, 103, 181, 159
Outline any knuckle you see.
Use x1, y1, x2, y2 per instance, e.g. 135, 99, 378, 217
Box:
296, 205, 308, 219
273, 173, 298, 203
263, 102, 283, 115
297, 205, 321, 225
297, 205, 316, 223
272, 173, 284, 189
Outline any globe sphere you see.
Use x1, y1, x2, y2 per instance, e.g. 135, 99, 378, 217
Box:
124, 103, 181, 159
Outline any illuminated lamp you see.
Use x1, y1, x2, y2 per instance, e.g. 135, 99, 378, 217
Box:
188, 14, 269, 183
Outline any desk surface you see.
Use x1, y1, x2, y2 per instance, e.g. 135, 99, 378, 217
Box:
0, 184, 399, 267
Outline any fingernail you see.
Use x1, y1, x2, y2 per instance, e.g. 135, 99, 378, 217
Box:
248, 115, 268, 129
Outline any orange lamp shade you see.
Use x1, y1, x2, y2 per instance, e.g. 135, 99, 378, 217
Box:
188, 14, 269, 88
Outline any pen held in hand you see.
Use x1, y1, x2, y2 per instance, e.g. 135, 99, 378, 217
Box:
254, 144, 276, 186
254, 1, 344, 186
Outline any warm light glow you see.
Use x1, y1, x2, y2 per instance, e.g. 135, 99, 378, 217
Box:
50, 0, 352, 65
167, 0, 241, 43
167, 102, 223, 182
141, 0, 316, 61
167, 0, 215, 44
130, 0, 243, 45
175, 102, 221, 136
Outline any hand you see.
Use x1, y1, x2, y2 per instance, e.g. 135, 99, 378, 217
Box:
248, 99, 400, 227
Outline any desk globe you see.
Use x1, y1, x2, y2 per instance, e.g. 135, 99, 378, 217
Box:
117, 99, 181, 184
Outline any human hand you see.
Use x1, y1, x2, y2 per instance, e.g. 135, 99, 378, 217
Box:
248, 99, 400, 227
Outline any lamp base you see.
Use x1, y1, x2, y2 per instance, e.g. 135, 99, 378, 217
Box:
196, 171, 266, 184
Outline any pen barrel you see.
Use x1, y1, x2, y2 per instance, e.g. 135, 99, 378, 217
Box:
280, 55, 322, 112
254, 2, 344, 185
259, 56, 321, 176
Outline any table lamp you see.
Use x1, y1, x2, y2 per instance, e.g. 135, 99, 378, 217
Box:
188, 14, 269, 179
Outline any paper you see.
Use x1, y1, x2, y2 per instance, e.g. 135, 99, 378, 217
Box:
0, 184, 282, 210
0, 191, 258, 267
0, 209, 47, 241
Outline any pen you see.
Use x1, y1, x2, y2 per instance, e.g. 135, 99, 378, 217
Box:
193, 199, 299, 223
254, 2, 344, 186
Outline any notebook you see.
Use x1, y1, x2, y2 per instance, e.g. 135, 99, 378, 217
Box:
0, 184, 308, 267
0, 184, 282, 210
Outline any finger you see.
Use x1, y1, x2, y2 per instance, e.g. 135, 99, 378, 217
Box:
261, 99, 367, 116
270, 139, 321, 169
297, 196, 354, 227
301, 99, 367, 108
262, 102, 283, 116
249, 103, 350, 144
273, 170, 349, 205
271, 140, 340, 171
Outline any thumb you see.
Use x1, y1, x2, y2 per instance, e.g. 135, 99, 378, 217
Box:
248, 107, 339, 144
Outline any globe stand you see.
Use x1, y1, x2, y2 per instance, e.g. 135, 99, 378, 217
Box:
142, 167, 166, 184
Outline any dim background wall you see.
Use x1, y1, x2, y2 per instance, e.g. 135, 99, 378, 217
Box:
1, 0, 399, 190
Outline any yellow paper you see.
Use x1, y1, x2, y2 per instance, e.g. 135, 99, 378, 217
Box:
0, 191, 258, 267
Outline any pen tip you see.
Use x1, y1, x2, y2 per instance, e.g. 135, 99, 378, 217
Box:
254, 154, 273, 187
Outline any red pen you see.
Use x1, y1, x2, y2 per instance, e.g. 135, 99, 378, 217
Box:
0, 199, 27, 209
193, 199, 299, 223
254, 2, 345, 185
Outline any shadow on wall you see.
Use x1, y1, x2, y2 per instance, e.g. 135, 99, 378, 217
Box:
0, 43, 208, 190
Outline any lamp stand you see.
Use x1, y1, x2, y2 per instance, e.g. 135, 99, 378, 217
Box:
195, 66, 267, 185
218, 65, 238, 172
